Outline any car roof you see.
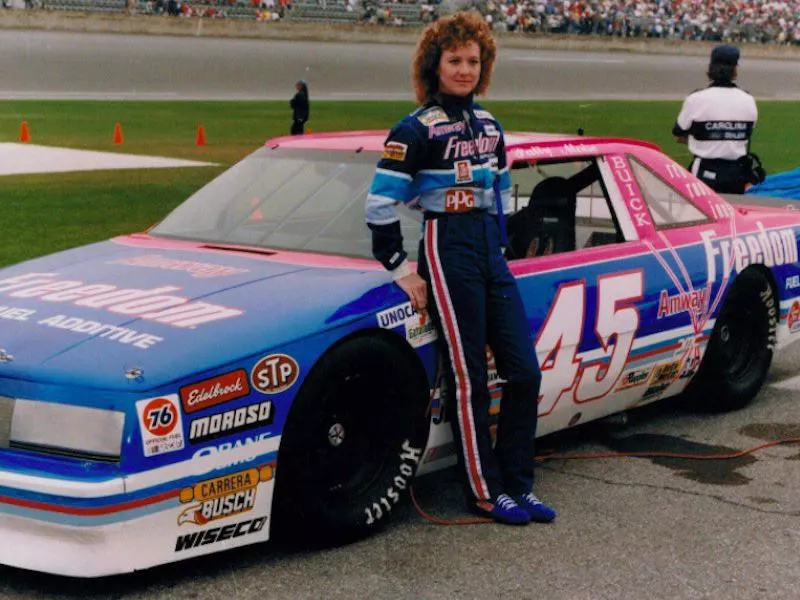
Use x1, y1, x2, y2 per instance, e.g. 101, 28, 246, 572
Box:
265, 129, 660, 155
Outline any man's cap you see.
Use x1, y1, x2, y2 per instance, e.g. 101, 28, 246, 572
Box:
710, 44, 740, 66
296, 79, 307, 86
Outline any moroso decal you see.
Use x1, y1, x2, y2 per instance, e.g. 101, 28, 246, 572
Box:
174, 516, 267, 552
180, 370, 250, 414
136, 395, 185, 457
189, 401, 274, 444
0, 272, 243, 328
177, 465, 273, 526
251, 354, 300, 394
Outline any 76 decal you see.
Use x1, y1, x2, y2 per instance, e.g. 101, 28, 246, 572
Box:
136, 394, 185, 457
536, 271, 643, 416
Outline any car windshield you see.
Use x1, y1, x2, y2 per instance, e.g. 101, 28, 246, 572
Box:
150, 147, 423, 260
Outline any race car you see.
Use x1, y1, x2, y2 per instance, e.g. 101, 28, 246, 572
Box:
0, 129, 799, 577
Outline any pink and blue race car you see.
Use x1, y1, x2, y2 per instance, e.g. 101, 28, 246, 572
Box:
0, 130, 799, 576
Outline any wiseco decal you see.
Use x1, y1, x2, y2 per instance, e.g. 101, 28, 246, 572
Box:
180, 370, 250, 414
0, 272, 243, 329
251, 354, 300, 394
177, 465, 273, 526
174, 517, 267, 552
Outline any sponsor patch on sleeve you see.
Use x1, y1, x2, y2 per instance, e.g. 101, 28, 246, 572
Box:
382, 141, 408, 162
474, 109, 496, 122
417, 107, 450, 126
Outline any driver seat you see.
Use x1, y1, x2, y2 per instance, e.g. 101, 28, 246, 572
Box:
507, 177, 577, 259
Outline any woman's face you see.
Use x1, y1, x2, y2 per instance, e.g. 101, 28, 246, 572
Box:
437, 41, 481, 97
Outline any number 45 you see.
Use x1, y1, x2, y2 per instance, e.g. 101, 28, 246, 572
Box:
534, 270, 643, 416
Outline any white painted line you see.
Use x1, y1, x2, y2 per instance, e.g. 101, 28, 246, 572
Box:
510, 56, 626, 64
0, 143, 216, 177
770, 374, 800, 390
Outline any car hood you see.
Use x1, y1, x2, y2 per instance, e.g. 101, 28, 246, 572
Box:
0, 237, 392, 391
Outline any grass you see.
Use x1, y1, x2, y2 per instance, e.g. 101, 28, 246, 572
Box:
1, 99, 798, 267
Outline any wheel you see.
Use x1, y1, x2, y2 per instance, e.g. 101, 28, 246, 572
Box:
272, 336, 430, 545
687, 269, 777, 412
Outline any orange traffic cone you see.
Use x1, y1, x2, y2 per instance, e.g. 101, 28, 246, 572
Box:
195, 125, 206, 147
19, 121, 30, 143
306, 127, 312, 135
113, 122, 123, 145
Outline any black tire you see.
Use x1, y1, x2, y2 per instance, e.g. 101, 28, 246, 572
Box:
687, 269, 777, 412
272, 336, 430, 545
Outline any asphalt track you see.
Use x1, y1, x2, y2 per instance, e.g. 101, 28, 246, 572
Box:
2, 29, 800, 100
1, 28, 800, 600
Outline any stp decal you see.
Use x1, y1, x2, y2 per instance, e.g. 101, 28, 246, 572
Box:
251, 354, 300, 394
136, 395, 185, 457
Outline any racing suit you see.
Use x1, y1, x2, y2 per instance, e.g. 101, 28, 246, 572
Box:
672, 82, 758, 194
365, 93, 542, 503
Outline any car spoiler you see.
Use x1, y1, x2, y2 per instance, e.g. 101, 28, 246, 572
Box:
722, 193, 800, 212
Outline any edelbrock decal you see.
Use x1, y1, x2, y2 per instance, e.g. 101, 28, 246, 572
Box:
180, 370, 250, 414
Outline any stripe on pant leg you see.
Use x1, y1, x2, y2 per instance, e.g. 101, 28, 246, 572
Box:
424, 220, 490, 500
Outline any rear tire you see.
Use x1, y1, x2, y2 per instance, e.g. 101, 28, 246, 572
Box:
687, 269, 776, 412
273, 336, 429, 545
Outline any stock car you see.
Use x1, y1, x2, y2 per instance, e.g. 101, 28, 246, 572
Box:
0, 129, 799, 577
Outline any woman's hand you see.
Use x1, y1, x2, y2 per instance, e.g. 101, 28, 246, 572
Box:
395, 272, 428, 316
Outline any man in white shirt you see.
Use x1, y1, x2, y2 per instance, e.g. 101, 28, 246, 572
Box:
672, 44, 758, 194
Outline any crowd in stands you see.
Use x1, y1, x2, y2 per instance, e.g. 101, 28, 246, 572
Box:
473, 1, 800, 45
5, 0, 800, 45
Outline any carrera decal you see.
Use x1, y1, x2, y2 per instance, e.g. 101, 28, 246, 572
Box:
136, 395, 185, 457
180, 369, 250, 414
251, 354, 300, 394
0, 272, 243, 329
189, 401, 274, 444
649, 360, 682, 386
177, 465, 273, 526
382, 141, 408, 162
108, 255, 249, 278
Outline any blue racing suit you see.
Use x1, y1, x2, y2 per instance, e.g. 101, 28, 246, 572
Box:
365, 93, 542, 503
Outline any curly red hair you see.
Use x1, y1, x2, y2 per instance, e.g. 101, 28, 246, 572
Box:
411, 11, 497, 105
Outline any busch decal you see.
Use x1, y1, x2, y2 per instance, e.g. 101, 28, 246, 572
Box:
178, 465, 273, 526
251, 354, 300, 394
136, 395, 185, 457
181, 370, 250, 414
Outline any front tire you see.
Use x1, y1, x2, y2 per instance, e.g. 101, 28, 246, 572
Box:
273, 336, 430, 545
687, 269, 776, 412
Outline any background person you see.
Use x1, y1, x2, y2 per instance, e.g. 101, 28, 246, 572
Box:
672, 44, 758, 194
290, 80, 310, 135
364, 11, 556, 526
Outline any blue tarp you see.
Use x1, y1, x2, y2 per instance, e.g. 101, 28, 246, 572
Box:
746, 168, 800, 200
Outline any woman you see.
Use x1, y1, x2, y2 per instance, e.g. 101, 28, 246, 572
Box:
290, 80, 310, 135
364, 11, 556, 525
